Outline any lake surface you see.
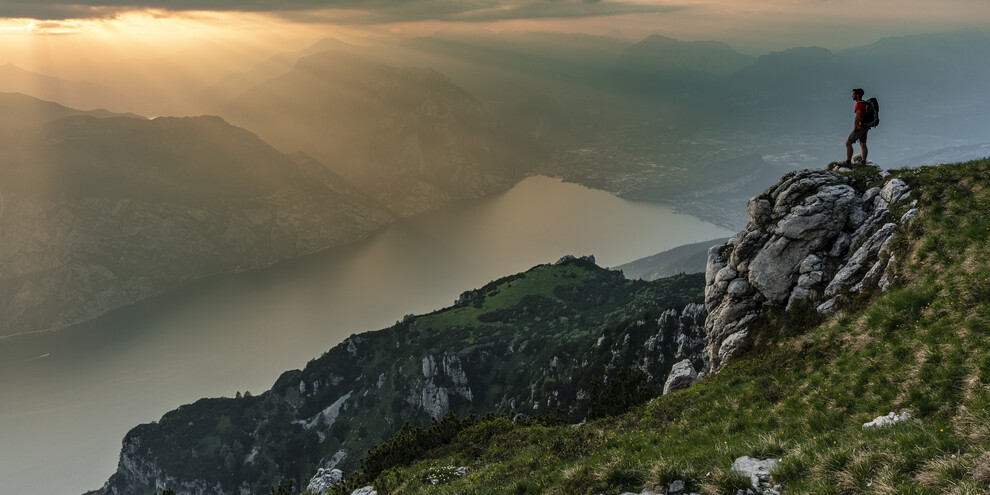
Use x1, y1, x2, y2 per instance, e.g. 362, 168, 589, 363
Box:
0, 176, 733, 495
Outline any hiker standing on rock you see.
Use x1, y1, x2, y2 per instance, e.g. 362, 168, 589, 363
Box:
845, 88, 870, 165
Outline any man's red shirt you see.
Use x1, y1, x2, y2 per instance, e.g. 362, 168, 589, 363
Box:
855, 101, 867, 129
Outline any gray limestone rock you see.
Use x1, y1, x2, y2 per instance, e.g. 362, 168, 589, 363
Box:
863, 411, 914, 429
705, 169, 913, 371
824, 222, 898, 298
663, 359, 698, 395
816, 298, 838, 315
727, 278, 753, 298
880, 179, 911, 204
799, 254, 824, 274
732, 456, 779, 487
307, 468, 344, 495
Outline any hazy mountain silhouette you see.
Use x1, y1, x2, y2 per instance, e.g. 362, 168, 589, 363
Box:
616, 237, 730, 280
0, 114, 393, 338
615, 34, 753, 77
0, 64, 131, 113
0, 92, 142, 130
212, 50, 531, 214
169, 37, 360, 116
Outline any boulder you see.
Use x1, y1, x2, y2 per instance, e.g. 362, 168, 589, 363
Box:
732, 456, 779, 491
663, 359, 698, 395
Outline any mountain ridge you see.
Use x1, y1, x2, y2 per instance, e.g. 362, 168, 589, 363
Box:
86, 159, 987, 495
0, 113, 394, 340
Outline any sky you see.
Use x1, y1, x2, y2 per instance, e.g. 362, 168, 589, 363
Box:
1, 0, 989, 59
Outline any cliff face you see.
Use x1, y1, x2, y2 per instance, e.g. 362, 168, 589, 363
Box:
91, 262, 708, 495
0, 116, 394, 339
704, 168, 917, 371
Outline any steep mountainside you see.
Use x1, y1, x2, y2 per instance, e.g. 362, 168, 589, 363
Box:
209, 51, 531, 215
91, 260, 708, 495
313, 160, 990, 495
0, 115, 393, 339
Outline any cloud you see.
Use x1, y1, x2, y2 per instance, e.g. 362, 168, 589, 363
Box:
0, 0, 683, 22
0, 2, 122, 20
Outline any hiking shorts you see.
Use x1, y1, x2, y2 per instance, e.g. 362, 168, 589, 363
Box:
847, 127, 869, 144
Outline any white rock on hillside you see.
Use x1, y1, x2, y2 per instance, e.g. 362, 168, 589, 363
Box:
306, 468, 344, 495
732, 456, 779, 493
663, 359, 698, 395
863, 411, 914, 429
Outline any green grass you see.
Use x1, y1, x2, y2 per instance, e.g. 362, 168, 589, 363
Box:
333, 160, 990, 495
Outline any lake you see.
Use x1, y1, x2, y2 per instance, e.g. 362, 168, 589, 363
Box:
0, 176, 733, 495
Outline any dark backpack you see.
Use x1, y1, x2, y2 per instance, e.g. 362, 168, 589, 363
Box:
862, 97, 880, 128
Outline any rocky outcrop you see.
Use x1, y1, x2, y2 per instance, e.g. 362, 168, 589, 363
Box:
705, 168, 916, 371
642, 303, 708, 374
406, 354, 474, 418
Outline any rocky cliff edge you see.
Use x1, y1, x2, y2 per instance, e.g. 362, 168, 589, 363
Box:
704, 167, 917, 371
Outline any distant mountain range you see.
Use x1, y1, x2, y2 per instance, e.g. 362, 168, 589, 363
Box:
207, 50, 531, 214
0, 101, 393, 339
0, 64, 131, 113
168, 37, 360, 117
616, 237, 730, 281
0, 91, 141, 130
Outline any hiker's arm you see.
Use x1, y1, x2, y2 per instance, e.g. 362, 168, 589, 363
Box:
854, 108, 863, 128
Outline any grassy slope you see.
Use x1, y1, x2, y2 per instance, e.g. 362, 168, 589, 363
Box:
337, 159, 990, 495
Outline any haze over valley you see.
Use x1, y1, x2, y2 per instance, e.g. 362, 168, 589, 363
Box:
1, 1, 989, 494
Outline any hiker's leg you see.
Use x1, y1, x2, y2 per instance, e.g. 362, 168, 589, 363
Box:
845, 140, 854, 163
860, 141, 868, 163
